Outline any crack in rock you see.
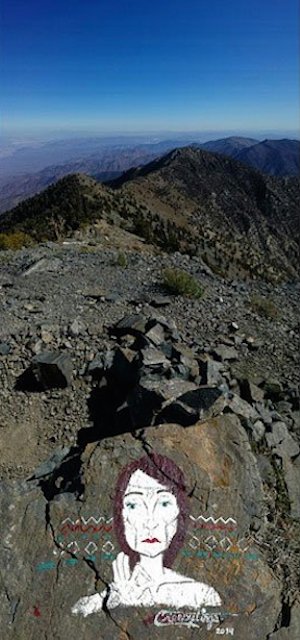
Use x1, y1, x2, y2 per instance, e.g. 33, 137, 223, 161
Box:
1, 580, 20, 624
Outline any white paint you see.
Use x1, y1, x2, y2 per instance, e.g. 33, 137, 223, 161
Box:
153, 608, 222, 630
84, 542, 98, 554
72, 593, 103, 617
122, 470, 179, 559
61, 515, 113, 526
189, 515, 237, 525
81, 516, 113, 525
72, 557, 221, 614
72, 470, 222, 615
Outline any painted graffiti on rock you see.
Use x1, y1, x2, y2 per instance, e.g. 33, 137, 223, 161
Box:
190, 515, 237, 530
187, 533, 255, 552
60, 516, 113, 535
57, 515, 116, 560
36, 506, 257, 575
143, 608, 238, 630
182, 549, 258, 561
152, 608, 238, 631
72, 453, 222, 615
59, 536, 115, 558
185, 513, 256, 560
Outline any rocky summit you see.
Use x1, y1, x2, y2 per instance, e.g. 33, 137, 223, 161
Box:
0, 230, 299, 640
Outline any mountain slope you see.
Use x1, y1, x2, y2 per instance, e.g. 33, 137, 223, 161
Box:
0, 165, 122, 215
235, 139, 300, 176
0, 174, 123, 240
1, 147, 299, 280
110, 146, 299, 279
0, 172, 177, 250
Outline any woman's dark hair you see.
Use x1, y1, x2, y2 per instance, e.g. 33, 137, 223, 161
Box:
113, 452, 188, 569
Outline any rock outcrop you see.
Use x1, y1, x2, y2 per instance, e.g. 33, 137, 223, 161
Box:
0, 305, 299, 639
0, 234, 299, 639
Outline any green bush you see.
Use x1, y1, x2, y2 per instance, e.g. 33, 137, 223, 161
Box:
162, 268, 203, 298
250, 294, 279, 319
116, 251, 128, 268
0, 231, 33, 251
133, 215, 154, 243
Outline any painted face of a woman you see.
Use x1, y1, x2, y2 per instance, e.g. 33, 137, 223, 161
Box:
122, 469, 180, 558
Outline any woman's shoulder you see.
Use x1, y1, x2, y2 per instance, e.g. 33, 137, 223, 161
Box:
162, 568, 194, 583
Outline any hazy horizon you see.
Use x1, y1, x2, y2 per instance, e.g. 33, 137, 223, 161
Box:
2, 128, 299, 148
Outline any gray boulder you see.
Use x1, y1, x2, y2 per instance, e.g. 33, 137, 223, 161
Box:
31, 351, 73, 389
198, 356, 224, 386
212, 345, 239, 362
265, 422, 300, 458
112, 313, 147, 337
240, 379, 265, 404
0, 343, 11, 356
224, 393, 259, 421
127, 378, 198, 427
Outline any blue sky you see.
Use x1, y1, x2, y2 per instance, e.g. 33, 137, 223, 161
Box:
1, 0, 299, 137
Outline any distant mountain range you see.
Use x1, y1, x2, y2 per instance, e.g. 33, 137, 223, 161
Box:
235, 139, 300, 176
0, 136, 298, 215
199, 136, 259, 155
1, 146, 298, 281
199, 137, 300, 176
0, 141, 188, 214
0, 138, 191, 178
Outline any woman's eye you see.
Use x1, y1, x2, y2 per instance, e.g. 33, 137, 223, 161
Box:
125, 502, 136, 510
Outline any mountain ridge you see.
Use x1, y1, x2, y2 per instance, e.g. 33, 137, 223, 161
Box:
0, 136, 298, 214
1, 146, 299, 281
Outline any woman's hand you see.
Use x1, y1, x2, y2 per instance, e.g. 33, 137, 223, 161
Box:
72, 552, 154, 613
110, 552, 152, 606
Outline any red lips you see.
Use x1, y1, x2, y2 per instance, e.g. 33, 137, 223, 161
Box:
142, 538, 160, 543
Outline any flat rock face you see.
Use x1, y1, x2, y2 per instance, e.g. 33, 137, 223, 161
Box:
0, 416, 283, 639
